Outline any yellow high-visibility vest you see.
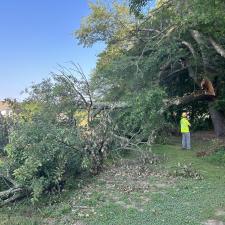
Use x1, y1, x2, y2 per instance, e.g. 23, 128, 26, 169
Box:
180, 117, 191, 133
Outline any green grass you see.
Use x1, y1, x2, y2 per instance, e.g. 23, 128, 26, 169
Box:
153, 143, 225, 180
84, 142, 225, 225
0, 137, 225, 225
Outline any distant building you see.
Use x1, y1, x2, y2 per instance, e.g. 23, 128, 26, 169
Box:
0, 101, 12, 116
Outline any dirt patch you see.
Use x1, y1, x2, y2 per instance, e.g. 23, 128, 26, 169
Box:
73, 221, 86, 225
215, 209, 225, 217
203, 220, 225, 225
43, 217, 57, 225
154, 183, 170, 189
70, 156, 176, 217
99, 158, 174, 193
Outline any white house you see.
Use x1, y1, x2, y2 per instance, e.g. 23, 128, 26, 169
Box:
0, 101, 12, 116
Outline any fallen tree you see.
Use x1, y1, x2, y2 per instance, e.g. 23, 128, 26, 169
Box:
0, 172, 28, 207
0, 67, 164, 206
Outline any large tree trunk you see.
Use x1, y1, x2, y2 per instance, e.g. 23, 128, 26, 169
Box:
208, 103, 225, 137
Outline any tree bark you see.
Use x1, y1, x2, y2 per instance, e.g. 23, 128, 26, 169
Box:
0, 187, 27, 207
208, 103, 225, 137
209, 37, 225, 59
190, 30, 209, 71
166, 91, 215, 107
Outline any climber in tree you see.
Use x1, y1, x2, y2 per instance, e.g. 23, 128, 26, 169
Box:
200, 78, 216, 96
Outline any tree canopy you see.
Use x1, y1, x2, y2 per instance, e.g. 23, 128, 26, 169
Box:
76, 0, 225, 136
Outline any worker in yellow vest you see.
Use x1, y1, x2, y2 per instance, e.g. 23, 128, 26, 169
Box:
180, 112, 191, 150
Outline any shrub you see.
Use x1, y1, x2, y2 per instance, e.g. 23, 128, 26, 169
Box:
171, 163, 203, 180
5, 109, 84, 202
1, 71, 121, 203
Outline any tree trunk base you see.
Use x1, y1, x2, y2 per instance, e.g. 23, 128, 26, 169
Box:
209, 103, 225, 137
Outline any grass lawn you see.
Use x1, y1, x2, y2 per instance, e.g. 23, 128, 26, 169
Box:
0, 136, 225, 225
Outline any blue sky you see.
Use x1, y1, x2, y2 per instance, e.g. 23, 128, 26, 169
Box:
0, 0, 104, 100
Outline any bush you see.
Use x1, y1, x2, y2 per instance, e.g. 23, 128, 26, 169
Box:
1, 71, 120, 203
170, 163, 203, 180
5, 108, 84, 202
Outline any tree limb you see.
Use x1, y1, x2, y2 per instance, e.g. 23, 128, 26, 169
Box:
166, 91, 216, 107
182, 40, 197, 59
0, 187, 27, 207
209, 37, 225, 59
190, 30, 209, 71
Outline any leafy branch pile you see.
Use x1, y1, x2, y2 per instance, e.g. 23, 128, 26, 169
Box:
171, 163, 203, 180
0, 64, 165, 206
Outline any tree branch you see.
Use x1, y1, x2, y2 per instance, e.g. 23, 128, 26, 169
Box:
166, 91, 216, 107
182, 40, 197, 59
209, 37, 225, 59
0, 187, 27, 207
190, 30, 209, 71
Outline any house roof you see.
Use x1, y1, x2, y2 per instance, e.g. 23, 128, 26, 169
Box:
0, 101, 11, 111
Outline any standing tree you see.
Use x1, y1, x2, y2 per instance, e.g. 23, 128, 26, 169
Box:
76, 0, 225, 136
